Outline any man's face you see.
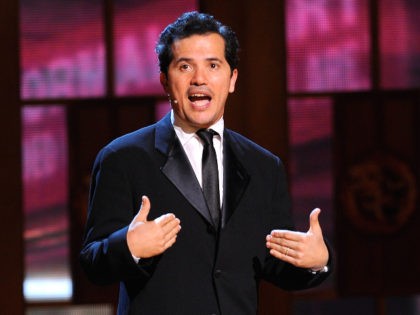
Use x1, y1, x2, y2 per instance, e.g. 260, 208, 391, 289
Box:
160, 33, 238, 132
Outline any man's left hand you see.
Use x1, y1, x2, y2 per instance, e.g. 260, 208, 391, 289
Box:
266, 208, 329, 270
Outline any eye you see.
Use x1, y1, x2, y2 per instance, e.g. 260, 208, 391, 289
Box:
180, 63, 192, 71
210, 63, 218, 69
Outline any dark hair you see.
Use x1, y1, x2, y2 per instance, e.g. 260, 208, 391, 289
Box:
156, 11, 240, 75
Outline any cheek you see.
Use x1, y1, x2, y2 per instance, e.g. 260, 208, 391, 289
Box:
172, 83, 188, 98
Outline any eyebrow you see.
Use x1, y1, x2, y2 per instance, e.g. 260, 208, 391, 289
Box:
174, 57, 224, 64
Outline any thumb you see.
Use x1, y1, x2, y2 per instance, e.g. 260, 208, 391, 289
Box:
135, 195, 151, 222
308, 208, 322, 233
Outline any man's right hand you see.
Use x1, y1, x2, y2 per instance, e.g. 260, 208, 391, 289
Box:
127, 195, 181, 259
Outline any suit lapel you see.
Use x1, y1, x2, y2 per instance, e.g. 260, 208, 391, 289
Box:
156, 114, 213, 225
154, 115, 251, 229
222, 130, 250, 228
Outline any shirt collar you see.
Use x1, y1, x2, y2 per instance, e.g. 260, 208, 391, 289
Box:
171, 110, 224, 145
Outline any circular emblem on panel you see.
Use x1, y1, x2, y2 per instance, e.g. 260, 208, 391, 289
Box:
342, 154, 416, 234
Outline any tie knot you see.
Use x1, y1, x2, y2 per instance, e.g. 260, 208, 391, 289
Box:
197, 129, 217, 146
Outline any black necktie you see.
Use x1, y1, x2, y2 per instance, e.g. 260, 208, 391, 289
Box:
197, 129, 221, 230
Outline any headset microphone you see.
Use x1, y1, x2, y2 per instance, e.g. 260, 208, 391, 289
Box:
168, 94, 178, 104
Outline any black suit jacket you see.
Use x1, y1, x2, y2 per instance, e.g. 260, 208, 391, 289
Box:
80, 113, 331, 315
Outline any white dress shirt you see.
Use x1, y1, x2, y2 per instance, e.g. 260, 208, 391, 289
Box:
171, 110, 224, 206
132, 112, 225, 262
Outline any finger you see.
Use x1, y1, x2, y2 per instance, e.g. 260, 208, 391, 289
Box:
158, 219, 181, 242
273, 238, 298, 250
154, 213, 176, 225
266, 240, 283, 253
280, 246, 296, 258
164, 223, 181, 243
266, 234, 287, 247
135, 195, 151, 222
164, 233, 179, 249
266, 235, 293, 252
269, 247, 296, 263
161, 217, 181, 233
270, 230, 305, 242
309, 208, 321, 233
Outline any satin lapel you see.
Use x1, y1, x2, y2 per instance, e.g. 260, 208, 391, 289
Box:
222, 130, 250, 228
156, 114, 212, 225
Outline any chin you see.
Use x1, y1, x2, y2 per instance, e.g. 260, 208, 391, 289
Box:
189, 116, 214, 128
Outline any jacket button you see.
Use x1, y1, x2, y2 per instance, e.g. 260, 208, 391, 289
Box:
214, 269, 222, 278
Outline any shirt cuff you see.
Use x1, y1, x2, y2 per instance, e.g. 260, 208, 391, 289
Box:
308, 265, 329, 275
132, 254, 140, 264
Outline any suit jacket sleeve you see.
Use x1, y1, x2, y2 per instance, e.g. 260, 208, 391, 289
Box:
79, 146, 152, 286
261, 157, 333, 290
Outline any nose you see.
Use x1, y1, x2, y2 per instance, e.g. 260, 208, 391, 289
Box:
190, 66, 207, 86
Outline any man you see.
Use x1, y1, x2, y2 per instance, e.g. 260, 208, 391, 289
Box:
80, 11, 332, 315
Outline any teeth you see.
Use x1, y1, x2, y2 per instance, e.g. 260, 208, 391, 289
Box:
189, 93, 211, 102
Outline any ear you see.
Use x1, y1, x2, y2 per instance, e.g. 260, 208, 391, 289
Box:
160, 72, 169, 92
229, 69, 238, 93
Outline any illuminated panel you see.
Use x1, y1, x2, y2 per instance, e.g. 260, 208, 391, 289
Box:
114, 0, 197, 96
20, 0, 105, 99
155, 99, 171, 121
380, 0, 420, 89
286, 0, 371, 92
22, 106, 71, 301
288, 98, 333, 239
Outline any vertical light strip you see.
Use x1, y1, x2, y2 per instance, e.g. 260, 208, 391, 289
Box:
22, 106, 71, 301
287, 98, 333, 238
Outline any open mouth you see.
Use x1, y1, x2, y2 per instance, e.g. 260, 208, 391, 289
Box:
188, 93, 212, 103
